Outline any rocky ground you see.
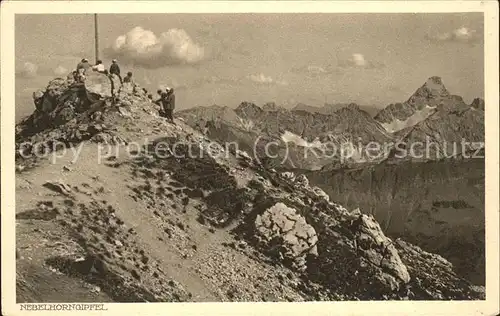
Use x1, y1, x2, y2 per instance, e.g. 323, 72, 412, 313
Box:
15, 71, 485, 302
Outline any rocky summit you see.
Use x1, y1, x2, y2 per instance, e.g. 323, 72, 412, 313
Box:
15, 72, 485, 302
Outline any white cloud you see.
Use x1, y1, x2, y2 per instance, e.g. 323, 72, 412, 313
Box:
107, 26, 205, 68
351, 54, 367, 67
249, 73, 273, 84
338, 53, 384, 69
307, 65, 327, 74
54, 65, 68, 76
427, 26, 479, 43
17, 62, 38, 78
248, 73, 288, 86
453, 27, 477, 41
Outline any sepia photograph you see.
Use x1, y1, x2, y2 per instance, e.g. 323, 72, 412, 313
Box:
1, 1, 499, 315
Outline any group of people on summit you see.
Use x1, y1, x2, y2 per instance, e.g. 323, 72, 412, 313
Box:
75, 58, 127, 84
74, 58, 176, 123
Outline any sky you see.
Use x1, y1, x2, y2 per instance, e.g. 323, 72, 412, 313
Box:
15, 13, 484, 121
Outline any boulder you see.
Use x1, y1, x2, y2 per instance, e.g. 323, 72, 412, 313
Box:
255, 202, 318, 271
352, 214, 410, 288
43, 180, 72, 196
85, 71, 113, 97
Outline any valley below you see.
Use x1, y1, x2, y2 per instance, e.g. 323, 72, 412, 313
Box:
305, 158, 485, 285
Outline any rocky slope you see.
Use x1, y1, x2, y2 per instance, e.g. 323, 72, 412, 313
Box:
15, 72, 484, 302
305, 157, 485, 285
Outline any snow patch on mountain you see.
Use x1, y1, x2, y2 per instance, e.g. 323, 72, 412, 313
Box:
381, 105, 437, 133
281, 131, 323, 148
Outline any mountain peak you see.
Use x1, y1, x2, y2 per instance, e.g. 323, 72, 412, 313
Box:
262, 102, 279, 111
471, 97, 485, 111
235, 101, 263, 118
236, 101, 261, 111
347, 103, 360, 110
409, 76, 450, 103
427, 76, 443, 85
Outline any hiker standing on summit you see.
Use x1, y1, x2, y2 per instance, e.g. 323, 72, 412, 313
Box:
109, 59, 122, 83
162, 87, 176, 123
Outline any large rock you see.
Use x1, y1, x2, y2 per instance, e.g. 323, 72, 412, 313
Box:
40, 78, 71, 113
255, 202, 318, 271
354, 214, 410, 287
85, 71, 114, 97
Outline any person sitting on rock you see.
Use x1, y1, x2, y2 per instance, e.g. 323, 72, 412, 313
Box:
123, 71, 134, 84
109, 59, 122, 83
92, 59, 106, 73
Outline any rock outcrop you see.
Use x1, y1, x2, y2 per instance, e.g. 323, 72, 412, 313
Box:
470, 98, 485, 111
14, 71, 153, 162
255, 203, 318, 271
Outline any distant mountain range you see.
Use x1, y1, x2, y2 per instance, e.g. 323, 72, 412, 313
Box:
178, 76, 484, 170
292, 102, 380, 117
